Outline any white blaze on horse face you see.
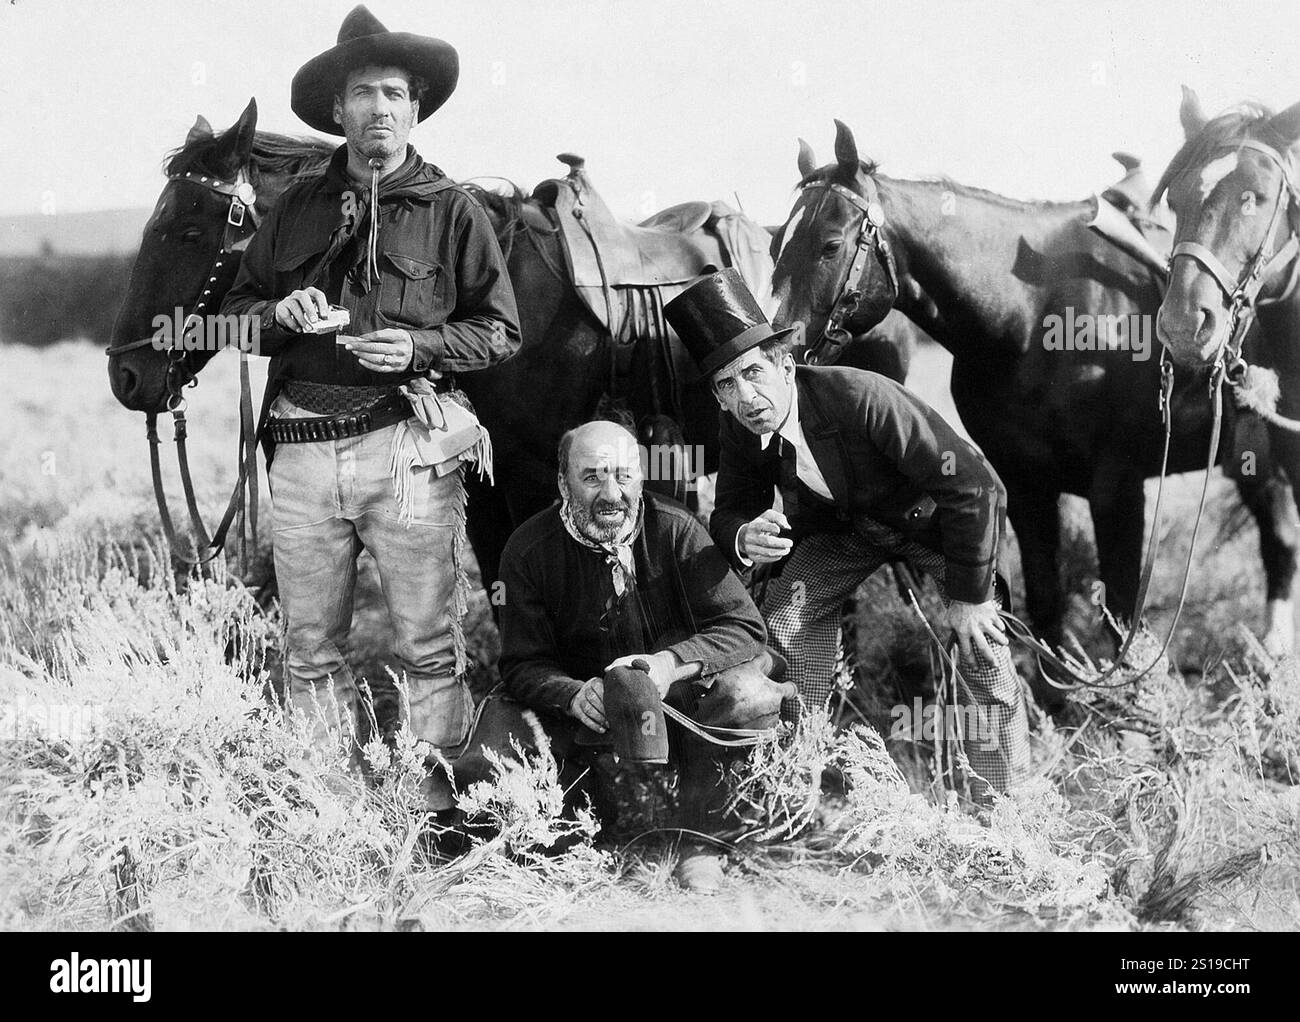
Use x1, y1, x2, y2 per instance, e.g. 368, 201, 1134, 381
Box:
776, 205, 806, 265
1198, 152, 1239, 203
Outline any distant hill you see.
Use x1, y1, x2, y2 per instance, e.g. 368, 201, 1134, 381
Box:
0, 209, 148, 257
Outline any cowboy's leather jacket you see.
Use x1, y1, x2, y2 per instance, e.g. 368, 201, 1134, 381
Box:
221, 144, 520, 387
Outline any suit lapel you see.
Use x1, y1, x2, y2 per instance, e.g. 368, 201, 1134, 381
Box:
795, 369, 849, 504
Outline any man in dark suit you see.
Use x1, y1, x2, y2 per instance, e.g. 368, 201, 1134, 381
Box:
665, 269, 1030, 799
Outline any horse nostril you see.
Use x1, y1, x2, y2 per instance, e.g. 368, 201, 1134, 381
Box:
116, 363, 139, 404
1196, 306, 1217, 342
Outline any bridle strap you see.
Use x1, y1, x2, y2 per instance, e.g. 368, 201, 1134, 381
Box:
113, 166, 266, 570
1169, 138, 1300, 376
105, 169, 260, 358
1170, 239, 1248, 299
988, 350, 1225, 691
798, 179, 898, 364
1007, 137, 1300, 689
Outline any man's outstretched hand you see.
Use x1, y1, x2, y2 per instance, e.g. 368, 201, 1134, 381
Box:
946, 599, 1009, 663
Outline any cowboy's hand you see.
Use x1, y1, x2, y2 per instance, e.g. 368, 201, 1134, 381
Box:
274, 287, 330, 332
341, 328, 414, 373
605, 650, 680, 698
946, 599, 1008, 664
739, 509, 793, 564
569, 678, 606, 733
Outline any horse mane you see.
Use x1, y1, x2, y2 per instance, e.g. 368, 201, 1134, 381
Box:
460, 179, 528, 216
164, 128, 336, 185
798, 159, 1066, 210
460, 179, 536, 244
1152, 102, 1278, 206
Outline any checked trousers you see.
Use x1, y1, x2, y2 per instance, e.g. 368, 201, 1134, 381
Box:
761, 518, 1031, 795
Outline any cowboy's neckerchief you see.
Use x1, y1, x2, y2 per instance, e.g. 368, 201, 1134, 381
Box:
306, 144, 447, 293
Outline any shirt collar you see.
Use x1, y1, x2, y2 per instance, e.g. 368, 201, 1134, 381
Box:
759, 383, 801, 451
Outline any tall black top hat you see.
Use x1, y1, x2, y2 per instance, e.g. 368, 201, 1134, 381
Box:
291, 5, 459, 136
665, 268, 796, 378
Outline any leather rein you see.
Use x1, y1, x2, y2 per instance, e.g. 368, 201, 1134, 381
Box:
105, 169, 264, 568
793, 150, 1299, 696
999, 141, 1300, 690
798, 178, 899, 365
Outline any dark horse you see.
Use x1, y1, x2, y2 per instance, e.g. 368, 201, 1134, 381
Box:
460, 179, 926, 568
1154, 90, 1300, 652
768, 119, 1300, 664
106, 100, 666, 591
108, 100, 921, 597
107, 101, 724, 592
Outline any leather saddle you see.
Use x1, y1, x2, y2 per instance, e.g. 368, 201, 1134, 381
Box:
531, 154, 775, 357
1095, 152, 1174, 266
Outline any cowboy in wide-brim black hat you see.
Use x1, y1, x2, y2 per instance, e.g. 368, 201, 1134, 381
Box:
291, 4, 459, 135
218, 2, 523, 816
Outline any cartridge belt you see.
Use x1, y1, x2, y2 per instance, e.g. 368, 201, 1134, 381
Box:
266, 392, 412, 444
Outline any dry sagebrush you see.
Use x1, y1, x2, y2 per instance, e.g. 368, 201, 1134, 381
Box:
0, 534, 615, 931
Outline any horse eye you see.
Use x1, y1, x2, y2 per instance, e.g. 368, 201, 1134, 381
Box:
821, 239, 843, 257
181, 228, 204, 243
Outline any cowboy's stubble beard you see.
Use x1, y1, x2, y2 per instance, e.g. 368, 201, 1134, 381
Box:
338, 101, 417, 167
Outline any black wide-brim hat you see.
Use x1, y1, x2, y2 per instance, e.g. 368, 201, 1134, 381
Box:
665, 267, 797, 378
291, 5, 459, 136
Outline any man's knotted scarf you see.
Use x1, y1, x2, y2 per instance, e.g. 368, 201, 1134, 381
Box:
305, 144, 446, 292
560, 491, 645, 599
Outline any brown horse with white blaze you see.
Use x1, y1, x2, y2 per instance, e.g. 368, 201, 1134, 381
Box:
769, 119, 1300, 667
1152, 88, 1300, 649
1155, 88, 1300, 371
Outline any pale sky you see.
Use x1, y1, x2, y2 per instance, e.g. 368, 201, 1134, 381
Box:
1, 0, 1299, 225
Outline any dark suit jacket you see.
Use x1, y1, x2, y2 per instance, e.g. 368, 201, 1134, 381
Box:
710, 365, 1007, 604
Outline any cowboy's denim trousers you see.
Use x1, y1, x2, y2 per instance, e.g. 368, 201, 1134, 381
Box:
269, 395, 473, 756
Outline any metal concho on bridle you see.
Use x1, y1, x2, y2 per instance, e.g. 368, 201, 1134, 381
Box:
1169, 138, 1300, 378
798, 177, 899, 364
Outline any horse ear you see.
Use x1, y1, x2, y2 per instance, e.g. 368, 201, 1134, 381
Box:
797, 138, 817, 179
1264, 100, 1300, 150
1179, 85, 1208, 139
212, 98, 258, 174
833, 119, 860, 174
186, 115, 213, 146
1112, 151, 1141, 172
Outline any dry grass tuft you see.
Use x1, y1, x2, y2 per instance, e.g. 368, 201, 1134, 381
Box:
3, 341, 1299, 929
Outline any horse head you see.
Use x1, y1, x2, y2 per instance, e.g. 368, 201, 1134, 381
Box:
108, 99, 262, 412
1155, 87, 1300, 370
770, 120, 898, 365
